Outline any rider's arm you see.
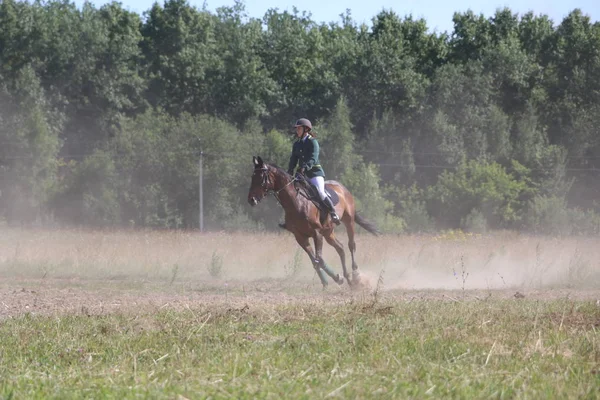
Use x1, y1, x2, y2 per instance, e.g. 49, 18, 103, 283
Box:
287, 144, 298, 175
302, 138, 319, 171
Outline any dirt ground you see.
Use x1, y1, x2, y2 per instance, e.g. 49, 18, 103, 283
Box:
2, 277, 599, 320
2, 229, 600, 319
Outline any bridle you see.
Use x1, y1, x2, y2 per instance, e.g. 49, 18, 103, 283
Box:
254, 166, 298, 205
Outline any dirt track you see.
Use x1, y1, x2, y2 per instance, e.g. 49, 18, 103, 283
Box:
2, 277, 599, 320
2, 229, 600, 319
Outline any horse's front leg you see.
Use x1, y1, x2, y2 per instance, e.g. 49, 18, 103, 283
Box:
293, 233, 328, 288
322, 230, 350, 285
314, 233, 344, 285
342, 213, 361, 285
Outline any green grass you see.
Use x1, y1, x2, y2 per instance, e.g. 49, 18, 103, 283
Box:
2, 228, 600, 398
1, 298, 599, 399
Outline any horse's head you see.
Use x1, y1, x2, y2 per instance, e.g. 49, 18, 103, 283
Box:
248, 156, 274, 206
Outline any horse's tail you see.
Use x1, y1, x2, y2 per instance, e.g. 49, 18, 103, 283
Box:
354, 211, 381, 236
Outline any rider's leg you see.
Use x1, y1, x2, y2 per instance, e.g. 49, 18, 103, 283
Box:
308, 176, 340, 225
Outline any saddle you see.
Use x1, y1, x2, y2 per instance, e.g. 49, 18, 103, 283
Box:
295, 178, 339, 225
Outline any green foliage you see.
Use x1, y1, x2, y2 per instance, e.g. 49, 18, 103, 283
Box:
259, 8, 338, 127
110, 110, 259, 229
51, 151, 120, 226
141, 0, 219, 116
212, 4, 276, 125
429, 160, 532, 228
462, 208, 488, 233
343, 161, 405, 233
531, 145, 572, 198
524, 196, 600, 236
318, 97, 355, 180
0, 66, 62, 224
261, 130, 290, 167
207, 250, 223, 278
363, 111, 416, 185
1, 1, 599, 234
512, 104, 548, 164
568, 208, 600, 235
284, 249, 303, 278
391, 184, 434, 233
524, 195, 572, 236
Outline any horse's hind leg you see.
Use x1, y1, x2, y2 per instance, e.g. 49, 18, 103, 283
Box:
314, 233, 344, 285
294, 233, 328, 288
343, 215, 361, 284
322, 231, 349, 285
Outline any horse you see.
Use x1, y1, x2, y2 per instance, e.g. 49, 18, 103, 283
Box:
247, 156, 380, 288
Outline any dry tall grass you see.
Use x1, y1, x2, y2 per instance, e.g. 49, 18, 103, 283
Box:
1, 227, 599, 290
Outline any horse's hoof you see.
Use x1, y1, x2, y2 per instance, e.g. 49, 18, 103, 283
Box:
335, 274, 344, 285
352, 271, 361, 285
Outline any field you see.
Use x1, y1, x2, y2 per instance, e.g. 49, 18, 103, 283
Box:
1, 227, 600, 399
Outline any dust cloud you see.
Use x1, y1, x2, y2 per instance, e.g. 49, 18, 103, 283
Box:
1, 228, 598, 291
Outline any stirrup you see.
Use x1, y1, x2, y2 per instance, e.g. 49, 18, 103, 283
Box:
330, 213, 341, 225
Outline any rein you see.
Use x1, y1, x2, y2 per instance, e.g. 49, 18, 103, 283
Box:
256, 166, 315, 208
273, 173, 319, 210
268, 177, 298, 205
258, 167, 298, 206
254, 164, 328, 223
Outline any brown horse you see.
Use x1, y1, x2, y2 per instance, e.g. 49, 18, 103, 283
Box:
247, 156, 380, 288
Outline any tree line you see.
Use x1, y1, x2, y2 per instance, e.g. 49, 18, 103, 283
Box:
1, 0, 599, 235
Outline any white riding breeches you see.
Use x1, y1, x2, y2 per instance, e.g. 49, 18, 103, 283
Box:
308, 176, 327, 201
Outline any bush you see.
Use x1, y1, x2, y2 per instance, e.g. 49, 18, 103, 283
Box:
524, 195, 571, 236
393, 185, 434, 233
523, 195, 600, 236
402, 201, 434, 233
207, 251, 224, 279
461, 208, 488, 233
284, 249, 303, 278
51, 151, 121, 226
429, 159, 533, 229
568, 208, 600, 235
0, 68, 62, 225
343, 161, 404, 234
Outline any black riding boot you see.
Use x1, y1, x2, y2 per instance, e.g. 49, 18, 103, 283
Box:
322, 196, 340, 225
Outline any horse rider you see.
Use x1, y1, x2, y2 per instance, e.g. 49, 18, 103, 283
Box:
287, 118, 340, 225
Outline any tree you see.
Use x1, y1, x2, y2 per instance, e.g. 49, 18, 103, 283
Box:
318, 97, 355, 180
259, 8, 339, 128
348, 11, 429, 134
210, 3, 276, 126
449, 10, 492, 64
0, 66, 62, 224
428, 160, 533, 228
141, 0, 219, 116
1, 3, 600, 232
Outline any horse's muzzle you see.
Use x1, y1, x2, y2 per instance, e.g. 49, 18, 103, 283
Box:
248, 197, 258, 206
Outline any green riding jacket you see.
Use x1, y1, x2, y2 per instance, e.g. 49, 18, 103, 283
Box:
288, 135, 325, 178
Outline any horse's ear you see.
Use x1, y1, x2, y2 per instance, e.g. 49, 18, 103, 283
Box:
253, 156, 259, 167
257, 156, 264, 166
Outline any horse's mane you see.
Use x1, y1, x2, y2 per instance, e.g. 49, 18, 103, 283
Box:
267, 163, 291, 177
